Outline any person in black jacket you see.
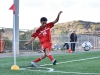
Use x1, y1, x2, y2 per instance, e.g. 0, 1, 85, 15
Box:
70, 30, 77, 52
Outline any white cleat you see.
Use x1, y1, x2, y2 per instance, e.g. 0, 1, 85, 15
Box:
31, 62, 38, 67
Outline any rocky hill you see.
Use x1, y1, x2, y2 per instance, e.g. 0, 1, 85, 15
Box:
52, 20, 100, 36
1, 28, 24, 40
1, 20, 100, 40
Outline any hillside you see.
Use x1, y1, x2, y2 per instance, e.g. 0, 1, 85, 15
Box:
1, 20, 100, 40
2, 28, 24, 40
52, 20, 100, 35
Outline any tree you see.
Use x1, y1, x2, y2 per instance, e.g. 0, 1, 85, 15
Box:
0, 28, 5, 35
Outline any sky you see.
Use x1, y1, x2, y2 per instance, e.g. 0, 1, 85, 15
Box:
0, 0, 100, 30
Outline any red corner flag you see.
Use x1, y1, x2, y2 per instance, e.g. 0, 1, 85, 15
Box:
9, 4, 15, 14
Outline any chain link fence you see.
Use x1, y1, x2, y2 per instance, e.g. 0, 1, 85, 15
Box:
0, 27, 100, 53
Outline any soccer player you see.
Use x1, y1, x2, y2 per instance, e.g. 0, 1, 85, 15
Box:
25, 11, 63, 67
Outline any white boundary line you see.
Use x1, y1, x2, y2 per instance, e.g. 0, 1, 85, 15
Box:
20, 68, 100, 75
20, 56, 100, 75
40, 56, 100, 66
20, 67, 54, 72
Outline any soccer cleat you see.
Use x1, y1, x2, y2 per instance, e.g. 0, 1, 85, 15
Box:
30, 62, 38, 67
52, 59, 57, 65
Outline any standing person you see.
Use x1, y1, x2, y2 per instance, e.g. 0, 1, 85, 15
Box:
70, 30, 77, 53
25, 11, 63, 67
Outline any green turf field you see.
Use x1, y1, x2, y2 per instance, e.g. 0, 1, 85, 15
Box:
0, 51, 100, 75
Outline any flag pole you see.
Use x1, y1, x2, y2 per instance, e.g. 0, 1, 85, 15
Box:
10, 0, 19, 70
13, 11, 16, 65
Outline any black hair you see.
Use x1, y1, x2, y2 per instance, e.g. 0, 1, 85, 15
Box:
40, 17, 47, 22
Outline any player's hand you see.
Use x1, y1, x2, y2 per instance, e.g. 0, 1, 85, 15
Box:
24, 42, 29, 46
58, 11, 63, 15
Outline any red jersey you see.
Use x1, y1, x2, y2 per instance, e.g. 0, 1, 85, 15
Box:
31, 22, 54, 45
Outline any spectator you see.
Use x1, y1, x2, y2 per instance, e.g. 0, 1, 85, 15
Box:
70, 30, 77, 53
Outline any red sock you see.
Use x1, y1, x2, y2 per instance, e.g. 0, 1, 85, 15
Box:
33, 57, 41, 63
47, 55, 54, 61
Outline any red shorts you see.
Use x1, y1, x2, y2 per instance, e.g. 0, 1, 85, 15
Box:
41, 42, 52, 51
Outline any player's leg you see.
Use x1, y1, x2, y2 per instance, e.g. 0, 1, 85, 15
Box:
73, 43, 76, 52
45, 48, 57, 65
71, 43, 74, 52
33, 55, 46, 62
31, 53, 46, 67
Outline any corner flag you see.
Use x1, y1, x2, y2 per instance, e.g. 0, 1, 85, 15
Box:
9, 4, 15, 14
9, 3, 19, 70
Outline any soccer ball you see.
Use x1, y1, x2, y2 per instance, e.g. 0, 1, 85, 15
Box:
83, 45, 90, 51
82, 41, 92, 51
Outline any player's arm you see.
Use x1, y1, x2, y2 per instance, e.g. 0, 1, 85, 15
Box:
24, 28, 39, 46
24, 37, 35, 46
53, 11, 63, 24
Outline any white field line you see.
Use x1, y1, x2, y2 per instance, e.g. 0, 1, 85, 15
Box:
20, 68, 100, 75
20, 66, 54, 72
51, 71, 100, 75
20, 56, 100, 75
40, 56, 100, 66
